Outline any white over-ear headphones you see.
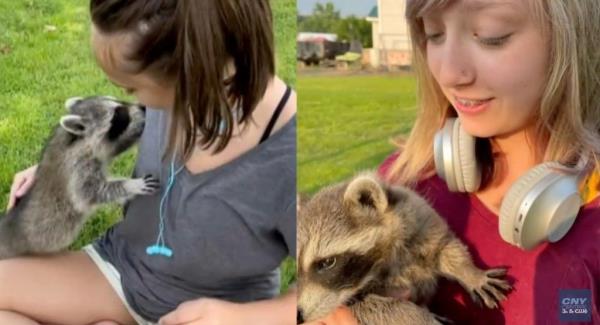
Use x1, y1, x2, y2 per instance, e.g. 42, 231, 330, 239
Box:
433, 117, 586, 250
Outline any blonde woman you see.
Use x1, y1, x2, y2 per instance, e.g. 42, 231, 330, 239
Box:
305, 0, 600, 324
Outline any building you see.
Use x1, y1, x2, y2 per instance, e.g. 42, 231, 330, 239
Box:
365, 0, 412, 69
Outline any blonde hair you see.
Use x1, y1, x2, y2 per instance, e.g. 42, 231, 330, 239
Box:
388, 0, 600, 187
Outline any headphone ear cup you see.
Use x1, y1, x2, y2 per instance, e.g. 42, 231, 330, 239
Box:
434, 127, 446, 182
434, 118, 459, 191
498, 162, 558, 246
455, 120, 480, 192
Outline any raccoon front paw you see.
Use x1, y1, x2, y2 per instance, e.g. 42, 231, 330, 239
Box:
469, 268, 512, 309
125, 175, 160, 195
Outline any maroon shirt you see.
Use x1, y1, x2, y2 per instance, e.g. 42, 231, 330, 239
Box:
379, 154, 600, 325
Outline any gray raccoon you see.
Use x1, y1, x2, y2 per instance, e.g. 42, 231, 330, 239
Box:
297, 173, 512, 324
0, 96, 159, 259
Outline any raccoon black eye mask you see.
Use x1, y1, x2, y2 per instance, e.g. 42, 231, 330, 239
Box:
297, 173, 512, 325
0, 96, 159, 259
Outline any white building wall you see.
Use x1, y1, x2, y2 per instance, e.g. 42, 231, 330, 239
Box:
366, 0, 412, 68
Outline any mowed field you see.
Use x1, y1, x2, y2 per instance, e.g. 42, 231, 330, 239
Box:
298, 73, 418, 194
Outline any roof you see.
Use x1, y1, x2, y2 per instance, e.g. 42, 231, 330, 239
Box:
368, 5, 378, 18
297, 32, 338, 42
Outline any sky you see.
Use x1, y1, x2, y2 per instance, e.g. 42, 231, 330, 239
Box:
297, 0, 377, 17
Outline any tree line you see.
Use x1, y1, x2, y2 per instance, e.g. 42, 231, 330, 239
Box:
298, 2, 373, 48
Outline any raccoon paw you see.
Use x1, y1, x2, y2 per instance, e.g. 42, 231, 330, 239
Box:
434, 314, 454, 325
126, 175, 160, 195
470, 268, 511, 309
141, 174, 161, 194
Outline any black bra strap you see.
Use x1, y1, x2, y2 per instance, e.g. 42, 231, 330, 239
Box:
259, 86, 292, 144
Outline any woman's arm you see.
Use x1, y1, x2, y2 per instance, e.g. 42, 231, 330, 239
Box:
159, 288, 297, 325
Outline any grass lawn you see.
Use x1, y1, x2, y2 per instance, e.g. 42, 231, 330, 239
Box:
298, 73, 418, 194
0, 0, 296, 291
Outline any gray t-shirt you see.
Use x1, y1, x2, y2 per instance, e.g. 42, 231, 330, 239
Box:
94, 108, 296, 322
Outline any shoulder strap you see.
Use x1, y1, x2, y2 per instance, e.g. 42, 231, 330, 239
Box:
259, 86, 292, 144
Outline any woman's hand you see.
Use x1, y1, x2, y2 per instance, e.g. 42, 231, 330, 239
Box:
301, 306, 359, 325
159, 289, 296, 325
159, 298, 245, 325
7, 165, 37, 210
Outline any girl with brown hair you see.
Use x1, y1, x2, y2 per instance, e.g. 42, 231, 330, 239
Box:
0, 1, 296, 324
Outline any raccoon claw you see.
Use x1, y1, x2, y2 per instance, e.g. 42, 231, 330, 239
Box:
125, 175, 160, 195
486, 268, 508, 278
470, 268, 511, 309
434, 314, 454, 325
141, 174, 160, 194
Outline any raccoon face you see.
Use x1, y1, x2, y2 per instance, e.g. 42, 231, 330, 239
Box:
297, 174, 398, 322
60, 96, 146, 158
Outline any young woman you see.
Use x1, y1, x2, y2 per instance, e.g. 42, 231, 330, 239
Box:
0, 1, 296, 324
307, 0, 600, 324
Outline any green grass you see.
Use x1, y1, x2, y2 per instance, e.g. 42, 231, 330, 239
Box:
272, 0, 297, 87
0, 0, 296, 291
298, 74, 418, 194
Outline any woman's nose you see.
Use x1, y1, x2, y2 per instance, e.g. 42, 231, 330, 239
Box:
433, 38, 476, 89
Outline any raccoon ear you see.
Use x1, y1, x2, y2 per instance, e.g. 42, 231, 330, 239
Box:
64, 97, 83, 111
60, 115, 86, 135
343, 175, 388, 216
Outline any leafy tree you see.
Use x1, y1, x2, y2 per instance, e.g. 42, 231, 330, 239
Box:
298, 2, 372, 48
298, 2, 340, 33
335, 16, 372, 47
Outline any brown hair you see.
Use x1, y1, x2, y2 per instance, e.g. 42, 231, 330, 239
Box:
90, 0, 275, 159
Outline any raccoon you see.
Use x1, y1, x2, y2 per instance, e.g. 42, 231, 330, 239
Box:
0, 96, 159, 259
297, 173, 511, 324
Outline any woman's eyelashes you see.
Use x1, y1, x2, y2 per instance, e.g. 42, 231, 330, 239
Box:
424, 30, 513, 47
476, 33, 513, 47
425, 31, 445, 44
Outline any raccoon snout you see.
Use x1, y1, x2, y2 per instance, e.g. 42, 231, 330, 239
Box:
139, 105, 146, 112
297, 309, 304, 324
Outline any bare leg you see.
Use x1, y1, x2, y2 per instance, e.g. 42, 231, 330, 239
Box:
0, 310, 40, 325
0, 251, 136, 325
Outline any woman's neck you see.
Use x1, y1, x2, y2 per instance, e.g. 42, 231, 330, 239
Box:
475, 124, 543, 214
183, 76, 296, 175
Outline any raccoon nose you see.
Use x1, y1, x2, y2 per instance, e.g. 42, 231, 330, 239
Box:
139, 105, 146, 112
297, 309, 304, 324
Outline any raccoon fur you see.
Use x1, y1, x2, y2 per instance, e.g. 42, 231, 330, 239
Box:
297, 173, 511, 324
0, 96, 159, 259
